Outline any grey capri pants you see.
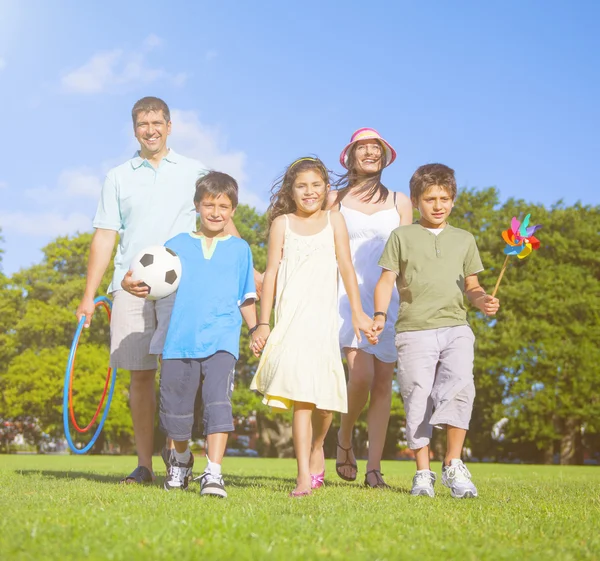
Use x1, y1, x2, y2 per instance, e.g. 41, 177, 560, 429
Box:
159, 351, 236, 440
395, 325, 476, 450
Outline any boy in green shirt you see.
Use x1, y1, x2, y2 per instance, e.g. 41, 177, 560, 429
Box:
373, 163, 499, 498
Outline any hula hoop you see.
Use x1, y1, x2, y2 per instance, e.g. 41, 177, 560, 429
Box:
63, 296, 117, 454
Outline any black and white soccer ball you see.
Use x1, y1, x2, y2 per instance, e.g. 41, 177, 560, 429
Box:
130, 245, 182, 300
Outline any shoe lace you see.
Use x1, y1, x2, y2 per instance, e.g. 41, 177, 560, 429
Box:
445, 461, 471, 482
168, 465, 188, 485
413, 471, 434, 486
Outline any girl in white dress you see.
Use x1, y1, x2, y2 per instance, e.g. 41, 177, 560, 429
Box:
251, 157, 374, 497
329, 129, 413, 488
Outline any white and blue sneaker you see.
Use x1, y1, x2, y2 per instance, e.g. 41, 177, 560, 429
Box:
410, 470, 436, 497
198, 470, 227, 498
442, 459, 478, 498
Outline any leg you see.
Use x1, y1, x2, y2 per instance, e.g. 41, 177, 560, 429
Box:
336, 348, 374, 480
309, 409, 332, 481
414, 445, 431, 471
445, 426, 467, 465
292, 401, 314, 495
365, 357, 395, 483
206, 432, 229, 465
129, 369, 157, 470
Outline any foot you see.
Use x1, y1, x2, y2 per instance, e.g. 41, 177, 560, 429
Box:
442, 459, 478, 498
309, 446, 325, 489
411, 470, 436, 497
290, 479, 312, 497
120, 465, 154, 484
199, 471, 227, 498
364, 469, 390, 489
336, 432, 358, 482
164, 453, 194, 491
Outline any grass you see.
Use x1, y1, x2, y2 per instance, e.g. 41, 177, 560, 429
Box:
1, 455, 599, 561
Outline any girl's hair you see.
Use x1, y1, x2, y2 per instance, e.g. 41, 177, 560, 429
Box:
267, 157, 330, 226
332, 140, 390, 205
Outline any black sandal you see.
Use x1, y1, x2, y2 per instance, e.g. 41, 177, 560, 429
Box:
336, 439, 358, 482
120, 466, 154, 484
364, 469, 390, 489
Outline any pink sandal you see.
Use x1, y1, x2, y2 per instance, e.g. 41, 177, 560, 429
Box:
310, 470, 325, 489
289, 489, 312, 498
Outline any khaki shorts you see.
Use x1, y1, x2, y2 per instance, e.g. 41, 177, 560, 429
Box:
109, 290, 175, 371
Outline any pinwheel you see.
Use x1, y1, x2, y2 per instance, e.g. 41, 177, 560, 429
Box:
492, 214, 541, 297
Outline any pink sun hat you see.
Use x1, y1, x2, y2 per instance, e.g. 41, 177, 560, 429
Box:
339, 128, 397, 170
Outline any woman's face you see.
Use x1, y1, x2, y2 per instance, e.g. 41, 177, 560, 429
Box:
352, 139, 384, 175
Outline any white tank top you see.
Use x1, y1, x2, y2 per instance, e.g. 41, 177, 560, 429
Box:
337, 199, 401, 362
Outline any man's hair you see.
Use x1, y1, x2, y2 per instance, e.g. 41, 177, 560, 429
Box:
194, 171, 239, 208
131, 96, 171, 124
409, 163, 457, 200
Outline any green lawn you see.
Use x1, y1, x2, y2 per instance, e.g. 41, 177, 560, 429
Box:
1, 455, 599, 561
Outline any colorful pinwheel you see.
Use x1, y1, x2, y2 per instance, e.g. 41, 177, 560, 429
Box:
492, 214, 542, 297
501, 214, 542, 260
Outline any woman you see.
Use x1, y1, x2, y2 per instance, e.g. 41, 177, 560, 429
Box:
329, 128, 412, 488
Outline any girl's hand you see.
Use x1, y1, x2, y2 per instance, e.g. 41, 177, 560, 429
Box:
352, 312, 377, 345
250, 324, 270, 357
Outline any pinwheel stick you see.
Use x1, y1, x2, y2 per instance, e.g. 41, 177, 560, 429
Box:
491, 255, 510, 298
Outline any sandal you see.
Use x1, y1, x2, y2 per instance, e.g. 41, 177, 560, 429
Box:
120, 465, 154, 485
364, 469, 390, 489
310, 448, 325, 489
336, 439, 358, 482
289, 489, 312, 498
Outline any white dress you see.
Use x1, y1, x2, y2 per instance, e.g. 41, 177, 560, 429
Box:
338, 202, 400, 363
250, 213, 348, 413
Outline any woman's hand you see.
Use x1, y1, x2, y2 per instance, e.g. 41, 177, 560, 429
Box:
352, 311, 378, 345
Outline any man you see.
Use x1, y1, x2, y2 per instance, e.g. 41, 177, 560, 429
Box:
76, 97, 257, 483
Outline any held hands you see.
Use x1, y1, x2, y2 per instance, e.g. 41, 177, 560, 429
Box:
121, 270, 150, 299
352, 311, 379, 345
371, 315, 386, 341
478, 294, 500, 316
250, 324, 270, 357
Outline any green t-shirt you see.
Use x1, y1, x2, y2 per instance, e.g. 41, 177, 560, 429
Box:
378, 224, 484, 332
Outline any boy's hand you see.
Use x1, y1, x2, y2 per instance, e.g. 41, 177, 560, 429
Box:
121, 271, 150, 298
250, 324, 270, 357
479, 294, 500, 316
352, 312, 377, 345
371, 316, 386, 339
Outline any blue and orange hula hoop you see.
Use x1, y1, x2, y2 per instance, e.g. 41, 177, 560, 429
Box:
63, 296, 117, 454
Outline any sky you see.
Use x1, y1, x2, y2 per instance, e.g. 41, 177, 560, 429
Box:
0, 0, 599, 276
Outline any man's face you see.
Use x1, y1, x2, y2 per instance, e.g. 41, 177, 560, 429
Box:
134, 110, 171, 156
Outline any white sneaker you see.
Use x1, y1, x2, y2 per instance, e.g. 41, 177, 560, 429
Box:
442, 459, 478, 498
163, 453, 194, 491
198, 470, 227, 498
410, 470, 436, 497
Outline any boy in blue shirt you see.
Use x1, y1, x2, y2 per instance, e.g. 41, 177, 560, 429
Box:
159, 171, 258, 498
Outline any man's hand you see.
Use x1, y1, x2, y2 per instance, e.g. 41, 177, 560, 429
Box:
76, 295, 96, 328
121, 270, 150, 298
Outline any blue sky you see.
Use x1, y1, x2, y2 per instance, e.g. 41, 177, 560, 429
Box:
0, 0, 598, 276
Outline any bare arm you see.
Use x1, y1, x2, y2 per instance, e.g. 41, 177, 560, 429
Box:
395, 192, 414, 226
326, 191, 341, 211
372, 269, 398, 335
250, 216, 286, 352
76, 228, 117, 327
239, 299, 258, 330
225, 218, 264, 298
464, 274, 500, 316
331, 212, 375, 343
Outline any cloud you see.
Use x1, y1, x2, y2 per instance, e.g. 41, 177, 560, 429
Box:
0, 57, 5, 71
58, 169, 103, 198
0, 211, 91, 237
0, 180, 7, 189
61, 35, 187, 94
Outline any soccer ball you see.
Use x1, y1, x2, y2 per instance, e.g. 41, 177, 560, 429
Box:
130, 245, 182, 300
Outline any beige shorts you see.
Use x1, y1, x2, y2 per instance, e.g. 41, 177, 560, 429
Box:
109, 290, 175, 371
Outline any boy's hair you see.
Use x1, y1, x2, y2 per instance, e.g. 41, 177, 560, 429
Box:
267, 157, 330, 226
333, 141, 390, 205
131, 96, 171, 125
410, 163, 457, 201
194, 171, 239, 208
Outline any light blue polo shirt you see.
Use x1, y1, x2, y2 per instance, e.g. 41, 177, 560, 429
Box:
93, 149, 207, 292
161, 233, 257, 360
